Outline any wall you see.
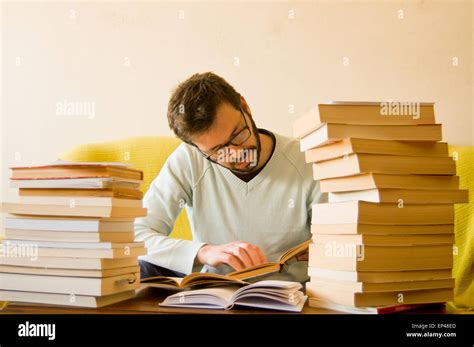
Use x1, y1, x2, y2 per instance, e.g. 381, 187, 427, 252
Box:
1, 0, 473, 203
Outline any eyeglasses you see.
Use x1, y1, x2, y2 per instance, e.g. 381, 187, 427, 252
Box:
194, 107, 252, 163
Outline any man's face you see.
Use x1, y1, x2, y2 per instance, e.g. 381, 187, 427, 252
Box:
191, 102, 261, 174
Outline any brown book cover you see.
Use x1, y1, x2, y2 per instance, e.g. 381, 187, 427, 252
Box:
10, 161, 143, 181
293, 102, 436, 139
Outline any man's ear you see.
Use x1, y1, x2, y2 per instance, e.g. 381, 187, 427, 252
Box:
240, 95, 252, 117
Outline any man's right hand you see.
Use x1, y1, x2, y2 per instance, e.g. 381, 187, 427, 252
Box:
196, 241, 268, 271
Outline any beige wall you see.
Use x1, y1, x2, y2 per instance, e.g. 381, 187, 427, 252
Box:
1, 0, 473, 203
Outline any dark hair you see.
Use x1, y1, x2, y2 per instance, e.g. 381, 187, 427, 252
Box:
167, 72, 241, 143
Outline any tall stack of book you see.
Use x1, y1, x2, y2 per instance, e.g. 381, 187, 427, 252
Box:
293, 102, 468, 313
0, 162, 148, 308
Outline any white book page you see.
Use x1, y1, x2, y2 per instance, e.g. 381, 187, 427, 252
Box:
236, 295, 307, 312
11, 160, 133, 168
236, 291, 304, 304
10, 178, 115, 188
160, 287, 238, 309
3, 239, 142, 249
233, 280, 301, 299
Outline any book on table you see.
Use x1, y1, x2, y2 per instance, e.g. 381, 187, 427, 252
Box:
312, 233, 454, 246
142, 240, 312, 290
1, 202, 147, 218
307, 268, 453, 283
2, 239, 144, 250
305, 285, 453, 308
308, 243, 453, 271
0, 264, 140, 278
1, 160, 146, 308
293, 101, 436, 139
308, 297, 444, 314
10, 177, 141, 189
10, 161, 143, 181
312, 201, 455, 225
312, 153, 456, 180
304, 138, 449, 163
0, 255, 138, 270
19, 187, 143, 200
293, 101, 465, 312
2, 192, 147, 218
0, 239, 147, 259
17, 196, 144, 207
311, 223, 454, 235
319, 173, 460, 192
0, 272, 140, 296
327, 188, 468, 204
159, 280, 307, 312
0, 290, 136, 308
299, 123, 442, 151
4, 229, 136, 243
4, 214, 136, 242
4, 215, 135, 231
307, 277, 455, 293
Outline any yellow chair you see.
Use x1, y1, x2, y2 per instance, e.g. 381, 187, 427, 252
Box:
60, 136, 192, 241
448, 146, 474, 311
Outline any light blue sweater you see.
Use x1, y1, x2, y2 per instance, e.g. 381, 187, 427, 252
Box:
134, 131, 326, 282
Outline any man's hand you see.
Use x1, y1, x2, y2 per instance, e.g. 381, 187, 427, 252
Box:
196, 241, 268, 271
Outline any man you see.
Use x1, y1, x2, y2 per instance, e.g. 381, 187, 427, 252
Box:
134, 72, 325, 282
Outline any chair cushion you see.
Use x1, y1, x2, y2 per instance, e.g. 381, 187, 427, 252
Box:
447, 146, 474, 311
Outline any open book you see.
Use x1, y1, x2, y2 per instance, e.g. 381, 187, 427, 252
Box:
141, 272, 247, 291
141, 240, 311, 290
228, 239, 311, 280
159, 280, 307, 312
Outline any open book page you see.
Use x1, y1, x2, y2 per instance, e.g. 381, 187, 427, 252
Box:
228, 240, 311, 280
160, 286, 239, 309
141, 272, 247, 291
159, 280, 307, 312
278, 240, 311, 263
48, 160, 133, 167
179, 272, 247, 289
232, 281, 306, 312
233, 280, 302, 291
232, 280, 302, 301
11, 160, 133, 169
141, 276, 183, 290
234, 294, 307, 312
228, 263, 281, 280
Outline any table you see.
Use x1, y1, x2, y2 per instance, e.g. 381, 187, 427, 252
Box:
0, 285, 447, 314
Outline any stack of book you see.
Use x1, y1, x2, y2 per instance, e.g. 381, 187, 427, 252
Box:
293, 102, 468, 313
0, 161, 148, 308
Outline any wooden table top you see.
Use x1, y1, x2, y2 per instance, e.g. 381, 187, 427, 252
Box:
0, 285, 448, 315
